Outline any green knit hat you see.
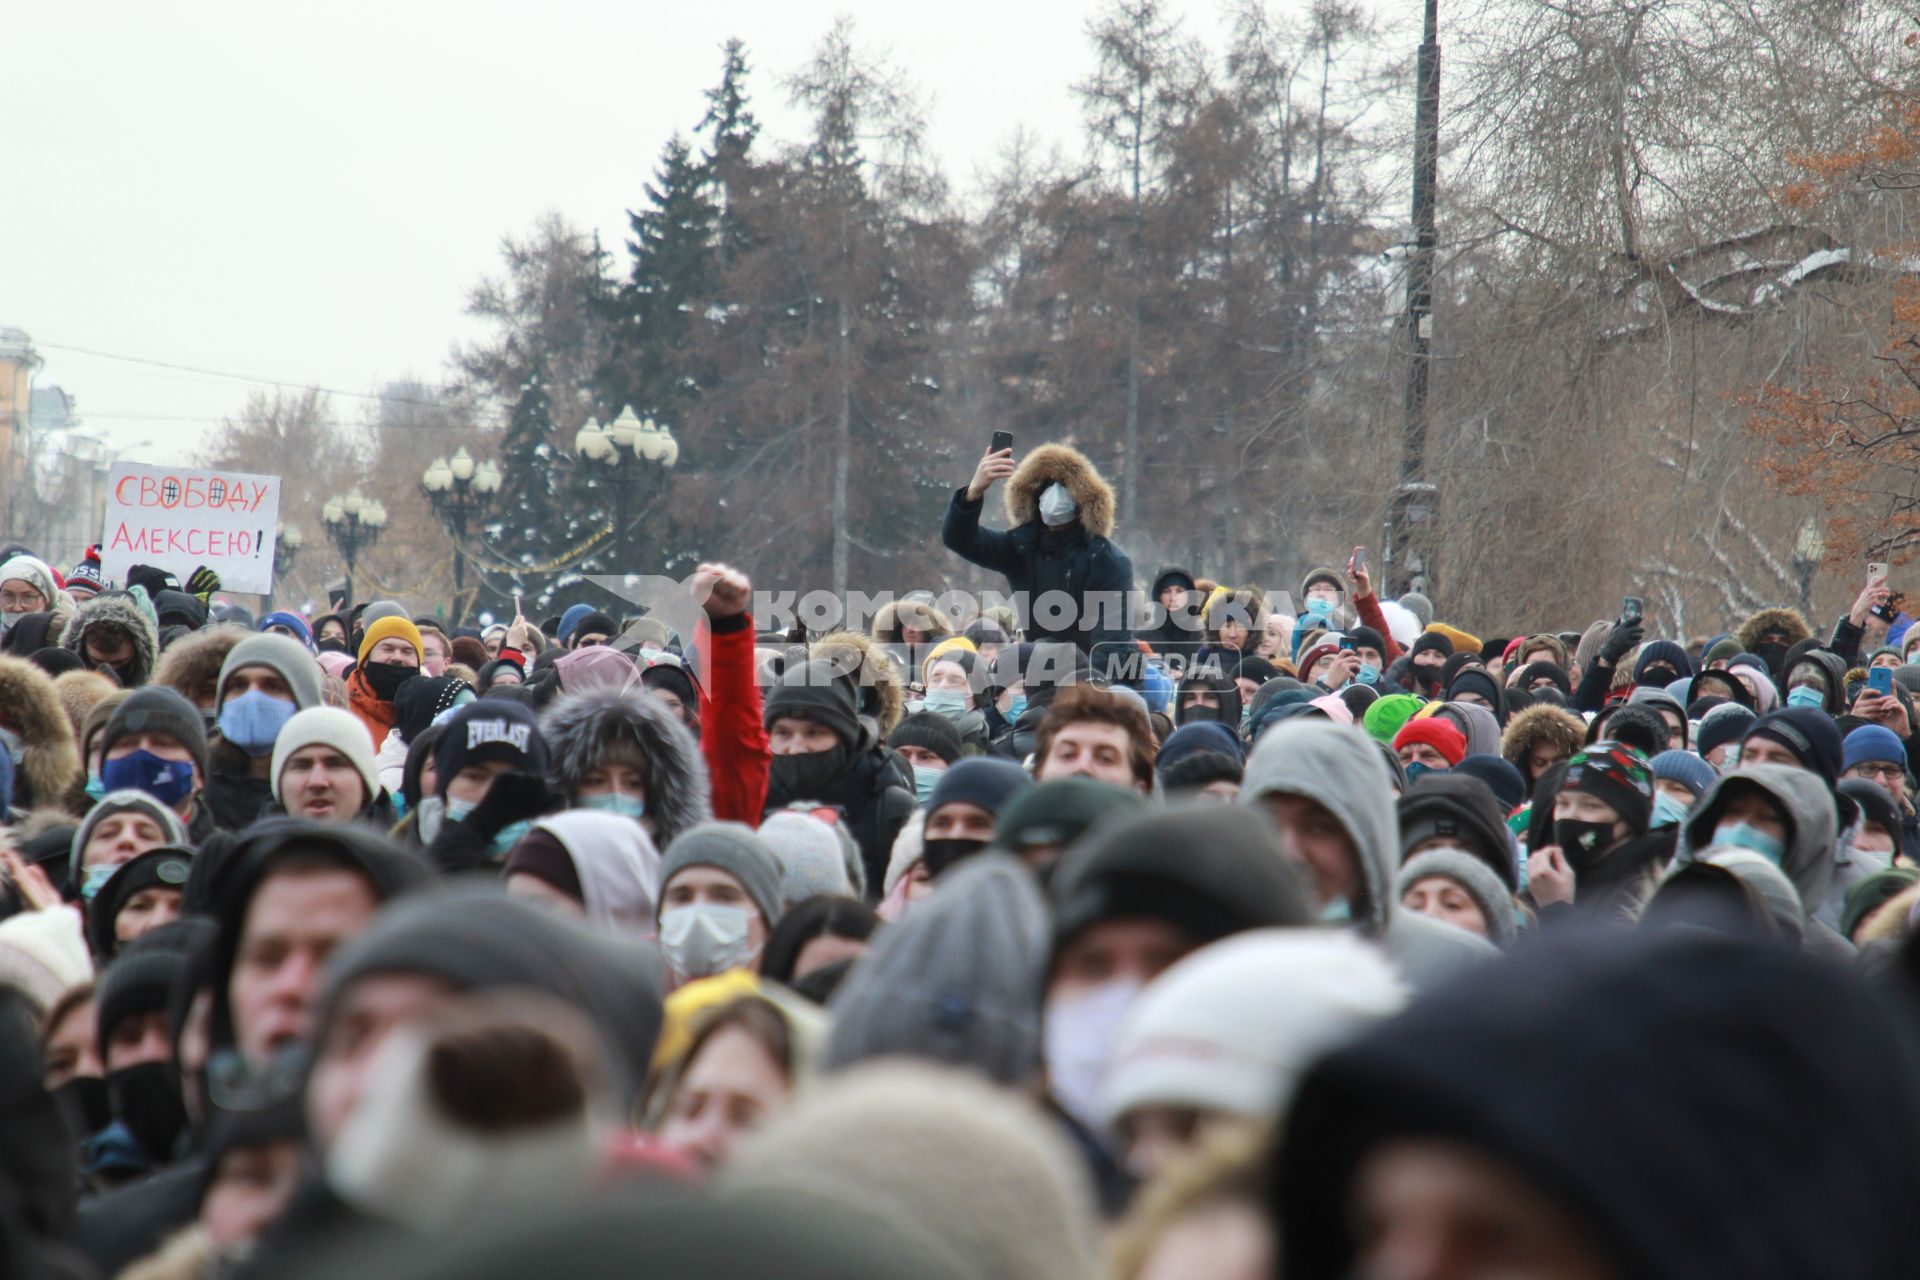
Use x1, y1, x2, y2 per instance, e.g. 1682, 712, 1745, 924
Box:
1362, 693, 1424, 745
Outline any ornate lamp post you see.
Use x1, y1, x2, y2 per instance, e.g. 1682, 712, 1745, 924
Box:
421, 446, 502, 623
1793, 517, 1825, 616
321, 490, 386, 608
262, 524, 302, 612
574, 407, 678, 576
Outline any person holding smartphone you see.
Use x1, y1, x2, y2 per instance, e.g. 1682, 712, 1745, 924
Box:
942, 437, 1136, 669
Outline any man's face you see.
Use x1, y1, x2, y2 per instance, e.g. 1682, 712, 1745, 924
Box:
1715, 787, 1788, 844
1235, 676, 1262, 705
573, 631, 611, 650
445, 760, 519, 809
105, 732, 200, 806
1656, 708, 1684, 742
1845, 759, 1908, 806
926, 801, 995, 841
1398, 742, 1451, 771
1737, 736, 1801, 770
1048, 918, 1196, 1002
368, 637, 419, 667
82, 811, 170, 871
87, 625, 135, 666
1355, 646, 1384, 669
769, 717, 839, 756
896, 744, 949, 771
926, 661, 973, 705
483, 634, 503, 659
1038, 721, 1141, 791
1159, 584, 1188, 611
1413, 653, 1446, 677
1306, 583, 1341, 606
281, 747, 368, 821
221, 664, 294, 708
305, 973, 453, 1151
661, 867, 769, 953
1259, 792, 1359, 910
117, 887, 184, 942
229, 867, 380, 1067
420, 634, 449, 676
1872, 652, 1903, 671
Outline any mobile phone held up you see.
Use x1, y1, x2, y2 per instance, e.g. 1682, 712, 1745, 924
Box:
1869, 561, 1890, 582
1351, 546, 1367, 577
1869, 667, 1894, 698
1621, 596, 1644, 626
990, 430, 1014, 456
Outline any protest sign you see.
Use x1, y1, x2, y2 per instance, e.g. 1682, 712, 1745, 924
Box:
100, 463, 282, 595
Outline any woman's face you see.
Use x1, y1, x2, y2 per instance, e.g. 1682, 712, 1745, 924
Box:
657, 1023, 791, 1171
1401, 875, 1490, 938
1218, 618, 1249, 649
318, 620, 347, 645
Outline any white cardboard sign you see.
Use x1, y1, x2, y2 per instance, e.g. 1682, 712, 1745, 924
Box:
100, 462, 283, 595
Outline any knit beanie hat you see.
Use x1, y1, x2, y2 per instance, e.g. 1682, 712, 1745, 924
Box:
1573, 619, 1612, 672
1407, 632, 1453, 663
1397, 592, 1434, 628
1397, 774, 1518, 891
1703, 636, 1741, 667
1649, 750, 1716, 799
100, 686, 209, 781
1695, 703, 1756, 759
1843, 724, 1908, 774
216, 632, 323, 711
257, 611, 314, 649
1452, 754, 1528, 813
1426, 623, 1482, 656
1155, 722, 1244, 772
567, 611, 617, 644
658, 823, 785, 927
1634, 640, 1694, 684
1559, 741, 1654, 831
927, 758, 1033, 821
394, 675, 475, 745
1840, 868, 1919, 940
1396, 849, 1517, 949
823, 854, 1050, 1085
434, 700, 548, 798
68, 790, 188, 889
887, 711, 963, 766
1741, 707, 1844, 787
755, 810, 856, 907
992, 778, 1147, 858
1895, 665, 1920, 698
763, 659, 861, 749
65, 549, 106, 600
1300, 566, 1345, 598
85, 846, 193, 961
271, 706, 380, 806
1393, 717, 1466, 767
95, 921, 197, 1046
358, 615, 424, 666
1363, 694, 1425, 745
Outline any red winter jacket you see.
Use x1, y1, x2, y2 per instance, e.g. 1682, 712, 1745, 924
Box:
694, 612, 770, 826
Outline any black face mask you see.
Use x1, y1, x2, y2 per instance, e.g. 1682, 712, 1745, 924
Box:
1555, 818, 1621, 876
317, 637, 350, 655
53, 1076, 112, 1142
108, 1060, 188, 1165
1178, 700, 1224, 726
363, 661, 418, 702
921, 836, 990, 878
1641, 666, 1676, 688
770, 745, 849, 800
1754, 643, 1791, 678
1414, 664, 1445, 694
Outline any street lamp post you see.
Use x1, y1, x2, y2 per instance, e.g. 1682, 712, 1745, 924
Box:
574, 407, 678, 577
263, 524, 302, 612
321, 490, 386, 609
421, 446, 502, 624
1793, 517, 1825, 616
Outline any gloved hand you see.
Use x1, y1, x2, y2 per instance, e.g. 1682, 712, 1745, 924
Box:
186, 565, 221, 602
466, 772, 562, 836
1599, 619, 1644, 666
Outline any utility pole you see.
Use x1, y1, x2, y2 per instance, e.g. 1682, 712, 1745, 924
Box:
1388, 0, 1441, 599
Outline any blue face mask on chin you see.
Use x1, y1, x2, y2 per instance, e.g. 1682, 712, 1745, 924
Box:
1650, 792, 1691, 829
101, 750, 195, 808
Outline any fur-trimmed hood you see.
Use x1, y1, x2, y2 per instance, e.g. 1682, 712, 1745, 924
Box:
539, 688, 713, 849
1736, 606, 1812, 655
812, 629, 906, 734
1499, 703, 1586, 778
152, 623, 250, 709
871, 600, 953, 645
0, 656, 81, 813
60, 590, 159, 688
1004, 444, 1115, 538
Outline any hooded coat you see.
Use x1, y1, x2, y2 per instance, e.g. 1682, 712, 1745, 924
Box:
942, 444, 1134, 659
1674, 763, 1851, 957
1780, 646, 1849, 716
539, 689, 713, 851
518, 812, 662, 938
1275, 929, 1920, 1280
1499, 703, 1585, 786
1239, 721, 1498, 990
0, 656, 83, 817
1736, 605, 1814, 662
1138, 566, 1204, 653
808, 630, 906, 736
62, 591, 159, 689
150, 625, 247, 712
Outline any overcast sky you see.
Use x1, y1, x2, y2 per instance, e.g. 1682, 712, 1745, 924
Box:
5, 1, 1407, 466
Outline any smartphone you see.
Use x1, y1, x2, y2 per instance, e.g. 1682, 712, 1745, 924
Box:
1352, 546, 1367, 576
1869, 562, 1890, 582
989, 430, 1014, 456
1621, 596, 1644, 625
1870, 667, 1894, 697
513, 592, 522, 620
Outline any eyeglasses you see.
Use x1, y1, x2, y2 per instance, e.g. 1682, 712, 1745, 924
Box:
0, 591, 45, 610
1852, 762, 1907, 783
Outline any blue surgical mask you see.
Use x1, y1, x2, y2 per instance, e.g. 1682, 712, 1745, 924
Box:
1005, 695, 1028, 721
912, 766, 943, 805
579, 791, 646, 820
101, 750, 195, 808
1650, 792, 1690, 829
1358, 663, 1380, 686
80, 863, 118, 902
84, 773, 106, 802
1403, 761, 1442, 785
921, 690, 968, 721
1305, 596, 1334, 619
1786, 686, 1825, 710
1318, 897, 1353, 923
1714, 820, 1785, 865
218, 690, 297, 758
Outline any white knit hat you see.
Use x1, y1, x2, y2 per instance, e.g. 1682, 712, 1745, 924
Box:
271, 706, 380, 806
1097, 929, 1406, 1132
0, 907, 92, 1014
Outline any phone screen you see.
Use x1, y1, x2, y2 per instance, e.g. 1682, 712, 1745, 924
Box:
1622, 596, 1644, 623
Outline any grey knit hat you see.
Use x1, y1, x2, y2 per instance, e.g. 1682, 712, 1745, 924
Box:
215, 632, 322, 711
1396, 848, 1516, 949
1894, 665, 1920, 698
824, 853, 1048, 1085
1397, 592, 1434, 629
658, 822, 785, 928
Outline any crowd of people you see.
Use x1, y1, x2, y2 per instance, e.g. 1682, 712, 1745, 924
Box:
3, 441, 1920, 1279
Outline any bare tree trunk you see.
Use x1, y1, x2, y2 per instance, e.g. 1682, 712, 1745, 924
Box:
1123, 75, 1145, 531
833, 292, 851, 598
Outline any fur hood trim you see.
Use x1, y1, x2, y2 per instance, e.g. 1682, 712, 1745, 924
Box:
0, 657, 81, 811
813, 630, 906, 734
61, 591, 159, 687
1499, 703, 1586, 770
1736, 606, 1812, 654
539, 688, 713, 848
870, 600, 953, 645
153, 624, 250, 708
1004, 444, 1116, 538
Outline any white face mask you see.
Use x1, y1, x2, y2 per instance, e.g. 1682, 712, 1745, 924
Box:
1038, 483, 1078, 527
1044, 978, 1142, 1130
659, 902, 755, 979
